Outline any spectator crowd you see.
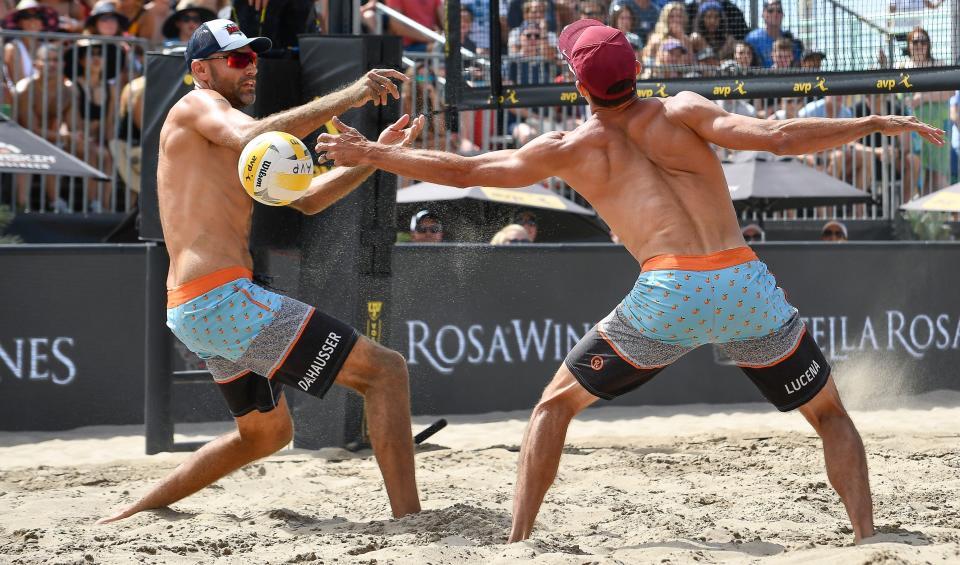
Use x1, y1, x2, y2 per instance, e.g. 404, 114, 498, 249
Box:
1, 0, 957, 229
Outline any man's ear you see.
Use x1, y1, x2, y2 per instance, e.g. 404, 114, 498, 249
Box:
575, 80, 591, 104
190, 60, 209, 85
635, 60, 642, 76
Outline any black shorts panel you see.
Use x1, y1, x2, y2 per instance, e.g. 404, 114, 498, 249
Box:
217, 372, 286, 418
564, 326, 666, 400
738, 329, 831, 411
268, 308, 359, 399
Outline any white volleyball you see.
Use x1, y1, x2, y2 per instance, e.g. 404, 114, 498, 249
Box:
238, 131, 314, 206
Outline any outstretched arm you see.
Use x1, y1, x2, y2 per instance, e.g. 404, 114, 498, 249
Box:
316, 116, 570, 188
186, 69, 409, 153
291, 114, 425, 215
669, 91, 944, 155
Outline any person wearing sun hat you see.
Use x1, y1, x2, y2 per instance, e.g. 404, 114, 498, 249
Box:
162, 0, 216, 45
83, 1, 130, 36
2, 0, 59, 84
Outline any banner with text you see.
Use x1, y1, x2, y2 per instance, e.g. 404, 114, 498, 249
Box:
389, 243, 960, 415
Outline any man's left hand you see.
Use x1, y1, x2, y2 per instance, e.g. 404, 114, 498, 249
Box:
316, 115, 424, 166
377, 113, 425, 146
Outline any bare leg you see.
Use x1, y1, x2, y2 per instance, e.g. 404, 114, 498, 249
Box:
509, 365, 597, 542
798, 376, 874, 542
97, 396, 294, 524
334, 337, 420, 517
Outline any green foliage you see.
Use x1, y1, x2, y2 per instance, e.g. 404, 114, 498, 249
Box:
902, 210, 953, 241
0, 205, 22, 244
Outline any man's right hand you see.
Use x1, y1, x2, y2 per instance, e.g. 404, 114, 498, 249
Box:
876, 115, 945, 146
352, 69, 408, 107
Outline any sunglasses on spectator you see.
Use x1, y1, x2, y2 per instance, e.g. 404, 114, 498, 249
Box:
743, 232, 762, 242
765, 7, 783, 13
200, 51, 257, 69
180, 14, 205, 23
822, 229, 844, 236
415, 225, 442, 233
507, 238, 531, 244
910, 39, 929, 45
523, 32, 541, 39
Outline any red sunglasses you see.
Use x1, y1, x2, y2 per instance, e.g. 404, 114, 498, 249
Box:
200, 51, 257, 69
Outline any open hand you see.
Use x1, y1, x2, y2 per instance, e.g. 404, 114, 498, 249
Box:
316, 117, 372, 167
878, 115, 944, 146
377, 113, 426, 146
354, 69, 409, 107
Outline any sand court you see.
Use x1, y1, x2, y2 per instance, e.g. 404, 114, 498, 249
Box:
2, 391, 960, 564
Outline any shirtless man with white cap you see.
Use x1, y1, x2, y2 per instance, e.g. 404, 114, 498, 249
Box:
98, 19, 425, 524
315, 19, 944, 543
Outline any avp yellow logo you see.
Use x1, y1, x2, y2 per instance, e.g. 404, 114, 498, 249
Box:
560, 91, 579, 102
637, 87, 654, 98
712, 80, 747, 97
793, 76, 828, 94
877, 73, 912, 91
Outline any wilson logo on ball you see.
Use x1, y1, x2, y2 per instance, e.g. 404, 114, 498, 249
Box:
238, 132, 313, 206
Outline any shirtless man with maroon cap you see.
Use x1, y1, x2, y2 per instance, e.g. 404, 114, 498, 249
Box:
316, 19, 944, 543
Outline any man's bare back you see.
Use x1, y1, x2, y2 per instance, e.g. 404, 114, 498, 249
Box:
519, 95, 744, 264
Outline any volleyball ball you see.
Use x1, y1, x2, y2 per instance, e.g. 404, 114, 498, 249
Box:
238, 132, 314, 206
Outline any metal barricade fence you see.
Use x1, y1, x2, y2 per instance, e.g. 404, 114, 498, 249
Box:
1, 30, 147, 215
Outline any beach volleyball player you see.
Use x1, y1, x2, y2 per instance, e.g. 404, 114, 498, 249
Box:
316, 20, 944, 542
98, 20, 426, 523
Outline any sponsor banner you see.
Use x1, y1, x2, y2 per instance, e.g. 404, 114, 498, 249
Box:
389, 243, 960, 415
460, 67, 960, 108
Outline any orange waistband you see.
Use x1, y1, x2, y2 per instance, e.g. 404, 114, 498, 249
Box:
167, 266, 253, 308
641, 247, 758, 273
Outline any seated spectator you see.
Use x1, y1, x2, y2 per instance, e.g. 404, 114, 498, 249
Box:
609, 0, 659, 47
505, 22, 555, 82
610, 3, 641, 54
642, 2, 694, 68
13, 43, 74, 211
83, 1, 130, 36
770, 37, 797, 72
901, 26, 937, 68
820, 220, 848, 242
506, 0, 557, 32
799, 49, 825, 71
461, 0, 493, 55
685, 0, 748, 40
410, 209, 444, 242
2, 0, 59, 85
576, 0, 606, 22
745, 0, 802, 68
689, 1, 735, 60
161, 0, 215, 47
644, 37, 687, 79
727, 39, 758, 71
40, 0, 86, 32
64, 38, 121, 212
694, 46, 720, 76
460, 5, 477, 54
741, 223, 765, 243
508, 0, 557, 54
491, 223, 532, 244
514, 209, 538, 241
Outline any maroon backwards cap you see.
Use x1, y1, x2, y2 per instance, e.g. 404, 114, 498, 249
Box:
558, 19, 637, 100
